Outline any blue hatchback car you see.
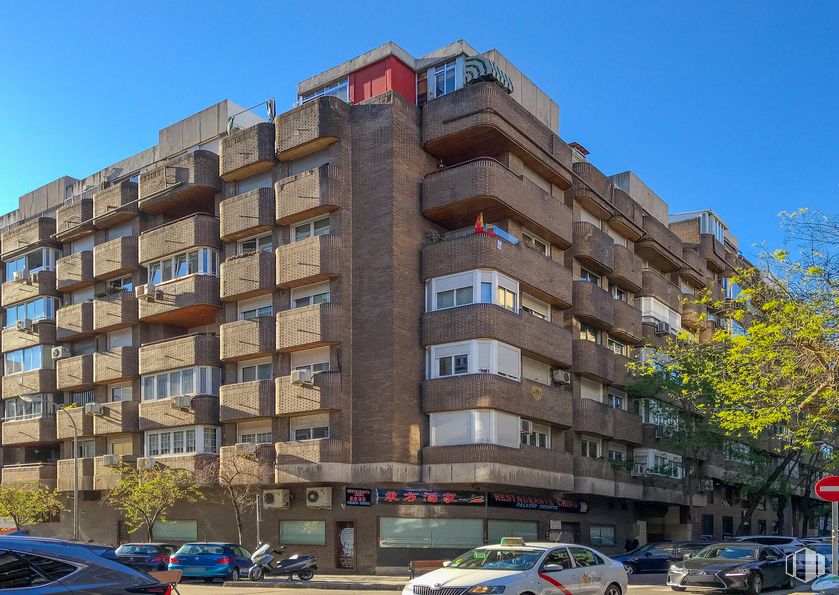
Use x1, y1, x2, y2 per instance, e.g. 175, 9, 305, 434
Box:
168, 542, 251, 581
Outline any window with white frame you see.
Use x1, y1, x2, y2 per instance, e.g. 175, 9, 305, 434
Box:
108, 276, 134, 292
699, 212, 726, 242
146, 247, 219, 285
4, 247, 61, 278
108, 328, 133, 350
238, 295, 272, 320
292, 281, 330, 308
237, 420, 272, 445
521, 357, 551, 386
521, 229, 549, 256
607, 392, 626, 410
607, 337, 627, 356
4, 395, 48, 420
4, 346, 52, 375
609, 282, 627, 302
521, 293, 550, 321
521, 421, 550, 448
5, 297, 60, 328
145, 426, 220, 457
634, 448, 683, 479
291, 347, 330, 374
426, 270, 519, 313
293, 217, 330, 242
579, 268, 601, 284
300, 78, 349, 104
427, 340, 521, 381
580, 436, 601, 458
141, 366, 221, 401
637, 296, 681, 331
239, 358, 272, 382
608, 444, 627, 462
290, 413, 330, 441
77, 439, 95, 458
239, 233, 272, 254
635, 398, 678, 428
430, 409, 521, 448
426, 59, 462, 100
110, 384, 133, 402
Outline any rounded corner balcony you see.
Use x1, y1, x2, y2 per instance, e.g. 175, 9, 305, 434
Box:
571, 281, 615, 330
572, 339, 615, 384
275, 235, 341, 289
220, 122, 276, 182
56, 250, 94, 292
611, 299, 643, 345
219, 187, 275, 242
2, 415, 57, 446
422, 233, 572, 308
275, 96, 349, 162
572, 457, 642, 500
93, 181, 138, 228
137, 275, 221, 327
680, 248, 708, 289
699, 234, 729, 274
639, 268, 683, 314
138, 395, 219, 432
423, 375, 573, 428
0, 217, 57, 261
56, 353, 94, 391
219, 444, 275, 485
572, 397, 643, 445
56, 301, 94, 342
220, 317, 275, 361
220, 251, 275, 301
220, 378, 275, 422
93, 236, 139, 280
138, 150, 221, 216
55, 198, 94, 244
138, 213, 221, 264
276, 371, 345, 416
635, 215, 684, 273
608, 245, 643, 293
422, 304, 572, 368
1, 463, 57, 489
275, 438, 351, 484
571, 162, 641, 233
93, 401, 140, 436
422, 444, 573, 491
275, 163, 348, 226
422, 82, 573, 190
276, 303, 342, 352
1, 271, 59, 309
568, 222, 615, 274
422, 159, 572, 248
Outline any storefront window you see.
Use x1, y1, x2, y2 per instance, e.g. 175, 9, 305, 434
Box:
487, 520, 539, 544
378, 518, 483, 549
280, 521, 326, 545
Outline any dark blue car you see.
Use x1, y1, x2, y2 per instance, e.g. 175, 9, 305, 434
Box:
612, 541, 706, 574
168, 542, 252, 582
115, 543, 178, 572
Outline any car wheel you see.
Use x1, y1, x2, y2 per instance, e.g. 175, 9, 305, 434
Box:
623, 563, 635, 575
670, 587, 686, 592
298, 569, 314, 581
747, 572, 762, 594
604, 582, 622, 595
230, 567, 240, 581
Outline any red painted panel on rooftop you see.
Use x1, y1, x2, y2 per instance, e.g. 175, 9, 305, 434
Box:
349, 56, 416, 105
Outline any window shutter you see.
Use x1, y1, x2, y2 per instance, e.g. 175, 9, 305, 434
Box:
496, 343, 521, 379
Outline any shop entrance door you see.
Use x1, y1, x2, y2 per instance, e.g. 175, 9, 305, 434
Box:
336, 521, 355, 569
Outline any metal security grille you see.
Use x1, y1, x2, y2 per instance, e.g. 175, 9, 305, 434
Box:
412, 587, 468, 595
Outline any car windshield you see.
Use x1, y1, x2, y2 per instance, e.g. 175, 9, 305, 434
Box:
116, 545, 158, 555
448, 548, 543, 570
695, 546, 757, 560
177, 544, 226, 555
746, 537, 792, 545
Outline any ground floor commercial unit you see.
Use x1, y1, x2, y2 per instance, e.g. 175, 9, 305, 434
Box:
25, 481, 802, 574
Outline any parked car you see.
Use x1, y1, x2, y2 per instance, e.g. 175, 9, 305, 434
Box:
794, 542, 831, 581
402, 540, 627, 595
0, 535, 171, 593
168, 542, 251, 582
667, 542, 793, 593
732, 535, 805, 554
115, 543, 178, 572
612, 541, 706, 574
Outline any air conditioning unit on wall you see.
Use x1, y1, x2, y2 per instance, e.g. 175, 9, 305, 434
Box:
306, 487, 332, 509
263, 489, 291, 509
551, 369, 571, 385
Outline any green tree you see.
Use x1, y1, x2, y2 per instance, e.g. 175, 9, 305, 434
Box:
0, 483, 63, 530
106, 463, 203, 541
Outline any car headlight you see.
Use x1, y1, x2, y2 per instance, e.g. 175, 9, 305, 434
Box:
669, 565, 686, 573
722, 569, 750, 577
466, 587, 506, 594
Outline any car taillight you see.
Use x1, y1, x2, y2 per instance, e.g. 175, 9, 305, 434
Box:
168, 556, 179, 564
150, 555, 166, 563
126, 585, 171, 594
217, 557, 233, 564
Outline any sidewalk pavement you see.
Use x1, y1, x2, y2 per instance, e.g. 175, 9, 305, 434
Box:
224, 575, 407, 590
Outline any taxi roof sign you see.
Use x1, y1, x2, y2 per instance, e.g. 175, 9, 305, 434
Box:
500, 537, 526, 546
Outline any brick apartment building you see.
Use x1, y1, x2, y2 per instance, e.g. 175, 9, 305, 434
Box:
0, 40, 812, 571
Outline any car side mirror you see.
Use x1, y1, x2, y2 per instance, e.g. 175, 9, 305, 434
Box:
442, 561, 451, 567
682, 553, 692, 560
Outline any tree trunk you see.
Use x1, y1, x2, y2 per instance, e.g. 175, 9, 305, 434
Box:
735, 449, 797, 535
228, 487, 245, 547
776, 495, 787, 534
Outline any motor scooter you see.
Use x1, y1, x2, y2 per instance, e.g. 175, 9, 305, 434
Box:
247, 543, 317, 581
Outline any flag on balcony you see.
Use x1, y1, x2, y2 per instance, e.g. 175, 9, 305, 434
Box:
474, 212, 496, 236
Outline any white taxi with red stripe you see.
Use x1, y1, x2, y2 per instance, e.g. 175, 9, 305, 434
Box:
401, 538, 627, 595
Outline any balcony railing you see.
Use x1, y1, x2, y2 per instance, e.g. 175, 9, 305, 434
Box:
2, 370, 56, 399
1, 217, 56, 260
56, 301, 94, 342
220, 317, 275, 361
568, 222, 614, 274
56, 354, 94, 391
137, 275, 221, 327
93, 236, 139, 280
1, 414, 57, 445
1, 463, 57, 489
56, 250, 94, 292
275, 235, 341, 289
275, 303, 342, 352
93, 346, 139, 384
571, 281, 614, 330
138, 333, 219, 375
57, 458, 95, 492
138, 151, 221, 216
219, 379, 275, 421
93, 401, 140, 435
93, 291, 138, 332
1, 271, 59, 308
138, 214, 220, 264
138, 395, 219, 431
55, 198, 94, 243
276, 372, 345, 416
275, 163, 348, 225
218, 445, 275, 484
93, 181, 138, 227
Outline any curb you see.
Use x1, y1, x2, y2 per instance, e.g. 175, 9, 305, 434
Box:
223, 580, 405, 591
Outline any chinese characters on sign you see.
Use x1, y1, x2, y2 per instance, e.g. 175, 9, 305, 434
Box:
375, 488, 486, 506
345, 488, 372, 507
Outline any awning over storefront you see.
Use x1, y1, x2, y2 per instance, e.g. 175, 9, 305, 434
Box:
465, 56, 515, 94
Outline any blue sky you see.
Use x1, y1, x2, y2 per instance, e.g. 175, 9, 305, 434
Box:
1, 1, 836, 255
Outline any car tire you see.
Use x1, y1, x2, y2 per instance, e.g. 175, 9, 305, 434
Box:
747, 572, 762, 594
604, 583, 622, 595
230, 567, 240, 581
623, 563, 636, 575
670, 587, 686, 592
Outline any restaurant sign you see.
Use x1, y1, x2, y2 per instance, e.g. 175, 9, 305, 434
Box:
376, 488, 485, 506
489, 492, 588, 513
